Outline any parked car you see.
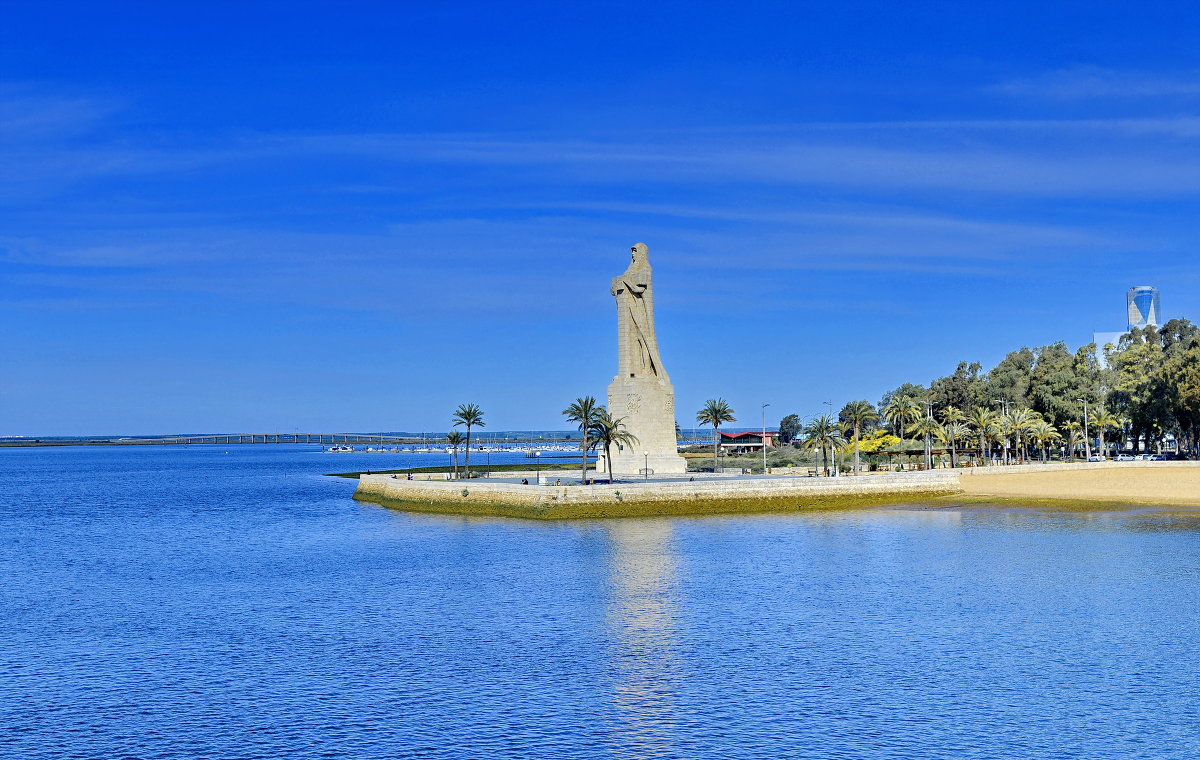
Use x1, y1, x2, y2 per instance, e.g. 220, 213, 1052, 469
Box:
1150, 454, 1168, 461
1115, 454, 1137, 461
1088, 455, 1106, 462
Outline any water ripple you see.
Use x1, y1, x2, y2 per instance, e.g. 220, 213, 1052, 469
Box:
3, 446, 1200, 758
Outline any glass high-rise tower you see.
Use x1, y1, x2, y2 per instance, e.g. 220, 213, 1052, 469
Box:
1127, 286, 1161, 330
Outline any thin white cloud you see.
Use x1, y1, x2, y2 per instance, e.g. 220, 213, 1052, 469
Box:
255, 130, 1200, 197
5, 84, 1200, 201
0, 88, 120, 139
0, 201, 1137, 319
994, 67, 1200, 100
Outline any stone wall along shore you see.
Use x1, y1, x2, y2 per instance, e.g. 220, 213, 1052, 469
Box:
353, 470, 962, 519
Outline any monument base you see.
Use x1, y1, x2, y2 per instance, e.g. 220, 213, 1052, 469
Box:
601, 451, 688, 477
603, 375, 688, 476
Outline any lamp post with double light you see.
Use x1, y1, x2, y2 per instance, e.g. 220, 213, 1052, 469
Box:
761, 402, 770, 475
1076, 398, 1091, 461
993, 398, 1011, 465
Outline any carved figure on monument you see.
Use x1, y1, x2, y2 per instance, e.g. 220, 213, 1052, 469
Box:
611, 243, 666, 380
603, 243, 688, 476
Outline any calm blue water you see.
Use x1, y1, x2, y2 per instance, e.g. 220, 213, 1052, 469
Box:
3, 445, 1199, 759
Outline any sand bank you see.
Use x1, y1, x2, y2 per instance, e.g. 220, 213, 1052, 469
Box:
958, 464, 1200, 507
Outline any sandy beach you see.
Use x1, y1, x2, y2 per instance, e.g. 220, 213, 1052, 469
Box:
958, 465, 1200, 507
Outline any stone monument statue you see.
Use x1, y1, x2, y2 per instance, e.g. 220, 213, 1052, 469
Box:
602, 243, 688, 475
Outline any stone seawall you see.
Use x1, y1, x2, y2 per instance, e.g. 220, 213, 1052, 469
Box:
395, 469, 742, 482
353, 470, 963, 519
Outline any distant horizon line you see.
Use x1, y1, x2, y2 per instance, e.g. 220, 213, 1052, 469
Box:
1, 427, 774, 441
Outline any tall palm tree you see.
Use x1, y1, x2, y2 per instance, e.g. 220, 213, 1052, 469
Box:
883, 397, 914, 440
904, 398, 925, 465
1004, 407, 1037, 465
590, 409, 639, 484
841, 400, 879, 475
985, 420, 1006, 464
1063, 421, 1083, 461
563, 396, 601, 485
696, 398, 736, 472
1027, 420, 1060, 463
967, 408, 998, 465
996, 411, 1014, 465
451, 403, 485, 478
883, 397, 922, 469
936, 422, 970, 468
1089, 409, 1120, 459
941, 406, 965, 425
908, 414, 940, 469
802, 415, 846, 476
940, 406, 966, 466
445, 431, 465, 479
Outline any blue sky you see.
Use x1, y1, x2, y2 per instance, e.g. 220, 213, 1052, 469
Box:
3, 1, 1200, 435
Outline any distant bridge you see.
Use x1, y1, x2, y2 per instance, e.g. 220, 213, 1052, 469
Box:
0, 433, 579, 447
117, 433, 413, 446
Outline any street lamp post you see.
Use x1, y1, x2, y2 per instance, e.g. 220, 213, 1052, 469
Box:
643, 451, 649, 481
925, 401, 935, 470
993, 398, 1010, 465
1077, 398, 1091, 461
761, 402, 770, 475
824, 400, 835, 477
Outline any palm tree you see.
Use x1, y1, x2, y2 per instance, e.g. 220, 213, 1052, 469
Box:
590, 409, 639, 483
1027, 420, 1060, 463
841, 400, 879, 475
451, 403, 485, 478
883, 397, 915, 439
985, 420, 1006, 464
696, 398, 736, 472
936, 422, 970, 468
908, 414, 940, 469
563, 396, 601, 485
1089, 409, 1120, 459
883, 397, 922, 469
802, 415, 846, 476
940, 407, 966, 467
1063, 421, 1083, 461
445, 431, 465, 479
966, 408, 998, 465
941, 405, 965, 424
1004, 407, 1037, 464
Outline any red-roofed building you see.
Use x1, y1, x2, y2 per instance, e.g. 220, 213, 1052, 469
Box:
718, 431, 780, 454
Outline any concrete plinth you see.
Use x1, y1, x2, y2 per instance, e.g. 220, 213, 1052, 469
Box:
604, 376, 687, 475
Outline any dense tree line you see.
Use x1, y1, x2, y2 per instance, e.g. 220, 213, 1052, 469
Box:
868, 318, 1200, 458
770, 317, 1199, 468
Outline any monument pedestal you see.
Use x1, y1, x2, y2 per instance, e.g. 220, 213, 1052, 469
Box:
602, 375, 687, 475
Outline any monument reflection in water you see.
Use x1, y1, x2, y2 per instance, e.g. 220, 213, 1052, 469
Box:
603, 520, 683, 756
